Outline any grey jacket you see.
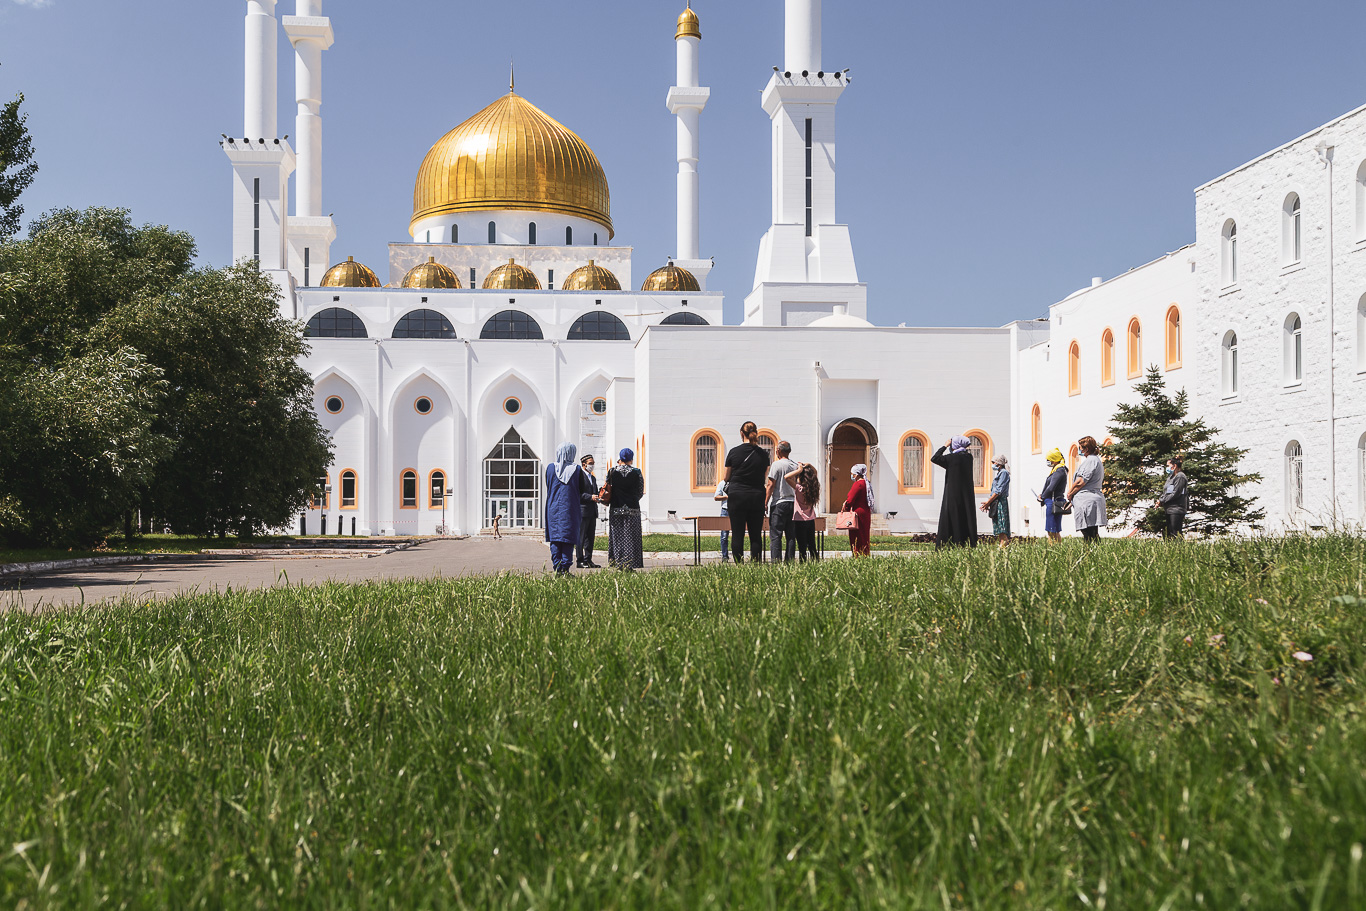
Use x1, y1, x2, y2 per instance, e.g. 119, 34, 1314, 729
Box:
1158, 470, 1189, 513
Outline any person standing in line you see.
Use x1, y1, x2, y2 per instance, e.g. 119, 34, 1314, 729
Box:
721, 421, 771, 563
1037, 448, 1068, 543
766, 441, 798, 562
981, 455, 1011, 545
1066, 435, 1108, 542
784, 462, 821, 562
714, 476, 730, 561
842, 463, 874, 556
931, 436, 979, 549
576, 453, 602, 568
605, 448, 645, 569
1155, 456, 1189, 538
544, 442, 585, 576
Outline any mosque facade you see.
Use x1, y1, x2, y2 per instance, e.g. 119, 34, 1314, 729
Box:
225, 0, 1366, 538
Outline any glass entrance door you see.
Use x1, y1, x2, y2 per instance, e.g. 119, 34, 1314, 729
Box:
484, 428, 540, 527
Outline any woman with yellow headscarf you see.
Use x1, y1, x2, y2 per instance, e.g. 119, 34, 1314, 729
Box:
1038, 448, 1069, 542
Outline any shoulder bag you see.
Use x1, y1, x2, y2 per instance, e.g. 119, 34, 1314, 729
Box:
835, 509, 858, 530
1052, 498, 1072, 517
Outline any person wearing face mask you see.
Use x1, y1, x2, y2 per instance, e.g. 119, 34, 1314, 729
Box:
841, 463, 874, 556
981, 455, 1011, 545
576, 454, 603, 569
1154, 456, 1189, 538
1037, 448, 1068, 543
931, 435, 979, 549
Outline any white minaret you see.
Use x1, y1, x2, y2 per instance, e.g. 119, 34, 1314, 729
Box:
226, 0, 295, 289
744, 0, 865, 326
283, 0, 336, 286
666, 4, 712, 289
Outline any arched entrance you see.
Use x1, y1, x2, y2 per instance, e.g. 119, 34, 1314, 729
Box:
826, 418, 879, 513
484, 427, 541, 528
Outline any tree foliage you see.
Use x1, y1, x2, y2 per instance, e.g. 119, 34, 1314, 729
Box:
0, 81, 38, 239
1103, 366, 1264, 535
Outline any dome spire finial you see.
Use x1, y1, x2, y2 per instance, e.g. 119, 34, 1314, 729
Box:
509, 59, 515, 94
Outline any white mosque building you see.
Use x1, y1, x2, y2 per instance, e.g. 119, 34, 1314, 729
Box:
225, 0, 1366, 538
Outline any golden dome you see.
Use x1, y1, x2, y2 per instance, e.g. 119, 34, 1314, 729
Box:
320, 256, 381, 288
482, 258, 542, 290
676, 4, 701, 40
561, 260, 622, 292
411, 92, 613, 239
641, 261, 700, 292
402, 256, 462, 289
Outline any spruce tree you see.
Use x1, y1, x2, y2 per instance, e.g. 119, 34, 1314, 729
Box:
1103, 366, 1263, 535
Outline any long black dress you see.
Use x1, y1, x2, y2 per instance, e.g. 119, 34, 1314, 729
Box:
931, 446, 978, 549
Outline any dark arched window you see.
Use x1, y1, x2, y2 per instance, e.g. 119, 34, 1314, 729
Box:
661, 311, 709, 326
568, 311, 631, 340
528, 222, 537, 245
566, 226, 573, 245
392, 309, 456, 339
451, 224, 458, 244
480, 310, 544, 340
488, 221, 496, 244
304, 307, 368, 338
593, 233, 599, 246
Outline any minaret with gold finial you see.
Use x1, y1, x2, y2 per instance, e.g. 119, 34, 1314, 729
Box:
666, 3, 712, 290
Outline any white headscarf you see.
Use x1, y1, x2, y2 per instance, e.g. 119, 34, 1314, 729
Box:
553, 442, 579, 485
850, 463, 876, 512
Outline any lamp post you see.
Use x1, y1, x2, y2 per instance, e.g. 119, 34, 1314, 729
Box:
442, 487, 453, 537
323, 483, 332, 536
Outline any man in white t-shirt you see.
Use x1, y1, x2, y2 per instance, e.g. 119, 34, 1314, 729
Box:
766, 441, 798, 562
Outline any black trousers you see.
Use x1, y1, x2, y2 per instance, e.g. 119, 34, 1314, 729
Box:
1080, 526, 1101, 542
793, 519, 818, 561
1163, 510, 1185, 538
576, 513, 597, 565
727, 486, 765, 563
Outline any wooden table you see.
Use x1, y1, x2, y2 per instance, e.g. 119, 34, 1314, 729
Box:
682, 515, 828, 565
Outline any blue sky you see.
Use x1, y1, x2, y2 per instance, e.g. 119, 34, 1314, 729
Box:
3, 0, 1366, 327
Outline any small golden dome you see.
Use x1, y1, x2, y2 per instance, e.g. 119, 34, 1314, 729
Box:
641, 261, 700, 292
411, 92, 613, 239
482, 258, 542, 290
320, 256, 381, 288
402, 256, 462, 289
676, 4, 701, 40
561, 260, 622, 292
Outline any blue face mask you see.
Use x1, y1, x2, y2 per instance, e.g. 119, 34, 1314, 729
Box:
1165, 466, 1174, 475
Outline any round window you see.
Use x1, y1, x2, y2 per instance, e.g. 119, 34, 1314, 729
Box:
324, 396, 343, 414
414, 396, 433, 415
591, 397, 607, 415
503, 397, 522, 415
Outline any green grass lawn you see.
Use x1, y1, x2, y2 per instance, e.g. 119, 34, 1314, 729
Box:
3, 537, 1365, 907
594, 533, 933, 553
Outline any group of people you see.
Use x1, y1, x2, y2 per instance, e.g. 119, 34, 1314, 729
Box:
713, 421, 834, 563
543, 443, 645, 576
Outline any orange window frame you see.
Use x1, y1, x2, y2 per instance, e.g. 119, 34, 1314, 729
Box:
965, 428, 993, 494
690, 429, 723, 493
1165, 305, 1182, 370
1126, 318, 1142, 378
428, 469, 448, 509
339, 469, 358, 509
1100, 328, 1115, 387
897, 431, 931, 495
1068, 444, 1079, 477
399, 468, 419, 509
1030, 404, 1042, 454
1068, 341, 1080, 396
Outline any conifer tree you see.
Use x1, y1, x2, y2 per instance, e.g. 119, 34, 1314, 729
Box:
1103, 366, 1263, 535
0, 70, 38, 239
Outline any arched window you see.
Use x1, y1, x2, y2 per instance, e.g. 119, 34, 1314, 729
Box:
1165, 306, 1182, 370
691, 429, 722, 492
304, 307, 368, 338
899, 431, 930, 494
1358, 294, 1366, 373
661, 311, 709, 325
1283, 193, 1302, 264
488, 221, 497, 244
1126, 318, 1142, 378
1068, 340, 1080, 395
1222, 330, 1239, 397
1030, 404, 1042, 454
311, 473, 329, 510
567, 311, 631, 340
1100, 328, 1115, 386
400, 469, 418, 509
1284, 313, 1303, 384
480, 310, 544, 339
966, 431, 991, 492
528, 222, 537, 245
451, 224, 458, 244
429, 470, 447, 508
1222, 219, 1238, 286
392, 309, 456, 339
566, 226, 573, 245
1286, 441, 1304, 513
340, 469, 357, 508
593, 233, 599, 246
756, 430, 778, 462
1068, 444, 1079, 477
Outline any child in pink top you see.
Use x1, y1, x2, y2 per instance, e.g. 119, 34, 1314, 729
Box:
785, 462, 822, 561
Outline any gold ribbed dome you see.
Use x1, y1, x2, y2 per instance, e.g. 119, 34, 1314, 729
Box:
641, 261, 700, 292
411, 92, 613, 239
482, 258, 542, 290
320, 256, 381, 288
402, 256, 462, 289
676, 4, 701, 40
561, 260, 622, 292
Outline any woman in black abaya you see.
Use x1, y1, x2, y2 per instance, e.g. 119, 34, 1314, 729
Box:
931, 435, 979, 549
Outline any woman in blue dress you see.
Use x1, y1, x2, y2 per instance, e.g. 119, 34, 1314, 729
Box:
544, 442, 584, 576
1037, 448, 1068, 543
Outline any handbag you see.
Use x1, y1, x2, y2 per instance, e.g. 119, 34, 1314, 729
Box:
1052, 498, 1072, 517
835, 509, 858, 530
598, 482, 612, 506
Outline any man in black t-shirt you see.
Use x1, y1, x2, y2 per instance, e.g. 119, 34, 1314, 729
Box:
722, 421, 771, 563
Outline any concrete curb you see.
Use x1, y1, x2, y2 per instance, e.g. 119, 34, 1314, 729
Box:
1, 540, 429, 579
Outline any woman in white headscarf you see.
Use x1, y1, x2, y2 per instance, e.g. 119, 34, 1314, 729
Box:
544, 442, 585, 576
841, 462, 874, 556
